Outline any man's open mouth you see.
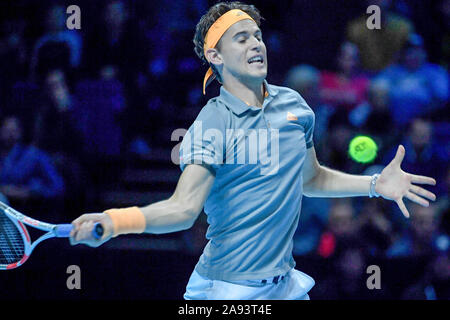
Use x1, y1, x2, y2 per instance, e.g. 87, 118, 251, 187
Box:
248, 55, 264, 64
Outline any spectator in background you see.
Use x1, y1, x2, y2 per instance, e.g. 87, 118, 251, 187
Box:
357, 198, 395, 257
377, 34, 448, 128
0, 18, 28, 102
318, 242, 389, 300
348, 78, 390, 129
383, 118, 447, 197
83, 0, 153, 152
32, 69, 87, 218
321, 110, 356, 173
346, 0, 414, 73
316, 199, 360, 259
386, 203, 445, 258
0, 115, 64, 217
401, 248, 450, 300
146, 0, 207, 78
33, 69, 84, 157
332, 244, 371, 299
320, 42, 369, 111
30, 4, 82, 80
312, 238, 390, 299
73, 76, 127, 194
84, 0, 148, 87
349, 78, 399, 159
74, 78, 126, 160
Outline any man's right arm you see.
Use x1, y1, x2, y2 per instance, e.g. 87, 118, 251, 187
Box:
141, 164, 215, 234
70, 164, 215, 246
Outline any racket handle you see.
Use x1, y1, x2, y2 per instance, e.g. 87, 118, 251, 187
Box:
55, 224, 73, 237
92, 222, 104, 239
55, 223, 103, 239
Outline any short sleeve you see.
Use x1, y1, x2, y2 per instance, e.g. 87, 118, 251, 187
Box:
295, 92, 316, 149
305, 113, 315, 149
179, 104, 226, 173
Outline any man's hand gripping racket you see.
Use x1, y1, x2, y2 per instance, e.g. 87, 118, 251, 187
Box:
69, 213, 114, 247
0, 200, 108, 270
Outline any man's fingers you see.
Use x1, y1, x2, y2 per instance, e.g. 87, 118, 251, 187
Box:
72, 213, 103, 226
410, 174, 436, 186
71, 214, 88, 229
392, 145, 405, 167
70, 216, 87, 239
70, 220, 96, 246
69, 225, 80, 244
409, 185, 436, 201
406, 191, 430, 207
75, 221, 93, 241
396, 198, 410, 218
71, 213, 104, 237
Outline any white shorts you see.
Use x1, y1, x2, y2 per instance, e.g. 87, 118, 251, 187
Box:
184, 268, 315, 300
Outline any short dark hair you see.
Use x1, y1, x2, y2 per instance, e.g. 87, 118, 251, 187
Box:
193, 1, 263, 83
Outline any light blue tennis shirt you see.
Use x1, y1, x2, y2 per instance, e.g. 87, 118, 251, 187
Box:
179, 80, 315, 281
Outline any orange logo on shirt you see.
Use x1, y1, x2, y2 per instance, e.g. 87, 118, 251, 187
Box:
287, 112, 298, 121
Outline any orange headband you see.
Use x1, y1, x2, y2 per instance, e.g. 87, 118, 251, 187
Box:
202, 9, 255, 95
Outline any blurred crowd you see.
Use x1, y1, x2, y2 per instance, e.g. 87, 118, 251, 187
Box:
0, 0, 448, 299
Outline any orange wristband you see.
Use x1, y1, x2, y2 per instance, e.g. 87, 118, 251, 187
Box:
104, 206, 146, 237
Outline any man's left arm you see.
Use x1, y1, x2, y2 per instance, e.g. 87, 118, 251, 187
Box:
302, 145, 436, 218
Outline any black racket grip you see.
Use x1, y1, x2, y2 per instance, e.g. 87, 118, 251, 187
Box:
92, 222, 104, 239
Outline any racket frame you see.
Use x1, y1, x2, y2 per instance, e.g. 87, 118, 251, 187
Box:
0, 201, 62, 270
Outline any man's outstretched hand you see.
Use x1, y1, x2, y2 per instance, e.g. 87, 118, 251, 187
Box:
375, 145, 436, 218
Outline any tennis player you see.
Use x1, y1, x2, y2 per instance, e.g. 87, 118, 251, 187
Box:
70, 2, 437, 300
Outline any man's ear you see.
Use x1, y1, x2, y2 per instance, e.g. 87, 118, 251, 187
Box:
205, 48, 223, 67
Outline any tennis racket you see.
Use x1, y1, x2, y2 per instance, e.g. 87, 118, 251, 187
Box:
0, 200, 103, 270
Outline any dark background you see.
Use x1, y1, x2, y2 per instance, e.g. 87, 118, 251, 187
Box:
0, 0, 448, 300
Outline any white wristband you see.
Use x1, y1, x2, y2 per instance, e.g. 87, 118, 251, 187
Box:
369, 173, 381, 198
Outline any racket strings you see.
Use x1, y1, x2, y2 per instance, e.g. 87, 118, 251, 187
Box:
0, 213, 25, 264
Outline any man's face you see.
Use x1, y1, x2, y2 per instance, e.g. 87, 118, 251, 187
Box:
46, 70, 68, 99
210, 19, 268, 85
105, 1, 127, 27
0, 117, 22, 148
411, 205, 437, 242
337, 44, 359, 74
369, 82, 389, 110
409, 119, 432, 149
329, 203, 355, 237
46, 5, 66, 32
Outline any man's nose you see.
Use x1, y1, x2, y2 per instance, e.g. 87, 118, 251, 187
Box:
249, 37, 262, 51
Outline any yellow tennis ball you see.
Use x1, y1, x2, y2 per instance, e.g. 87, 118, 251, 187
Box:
348, 135, 378, 163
